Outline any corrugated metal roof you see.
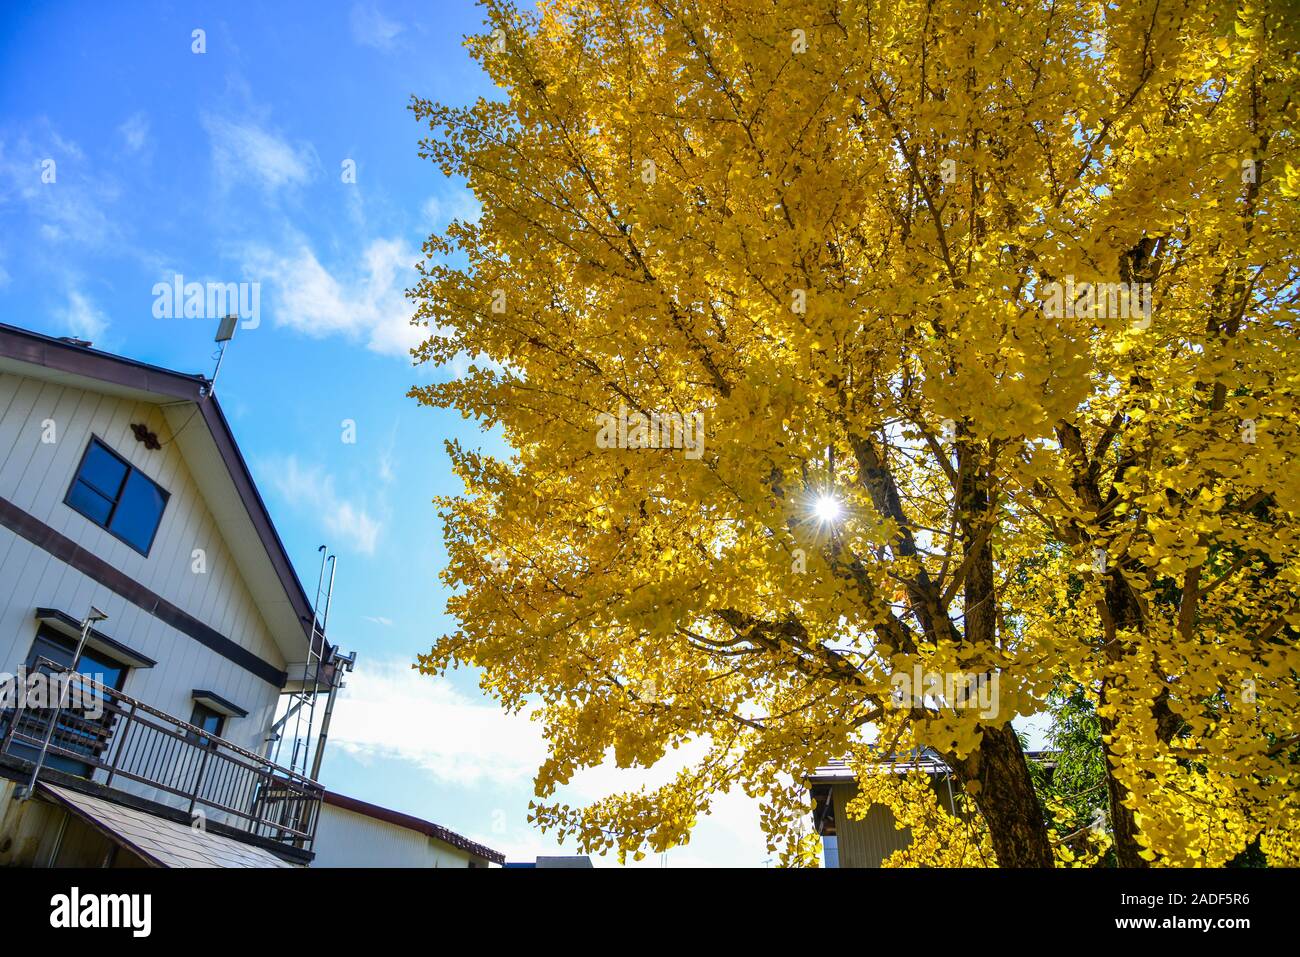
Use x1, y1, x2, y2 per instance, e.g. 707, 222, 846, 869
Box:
809, 758, 950, 783
39, 783, 299, 868
807, 748, 1058, 784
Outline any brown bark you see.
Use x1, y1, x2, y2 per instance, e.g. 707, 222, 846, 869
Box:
1097, 573, 1183, 867
1058, 408, 1182, 867
945, 725, 1055, 867
1098, 686, 1148, 867
947, 443, 1053, 866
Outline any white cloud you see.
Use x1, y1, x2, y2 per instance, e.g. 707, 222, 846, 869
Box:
58, 289, 109, 341
350, 4, 403, 49
422, 190, 480, 230
377, 418, 400, 482
203, 114, 315, 191
329, 658, 773, 865
330, 661, 739, 798
363, 615, 394, 626
119, 112, 149, 153
0, 130, 120, 247
265, 455, 381, 555
240, 235, 424, 356
329, 659, 547, 787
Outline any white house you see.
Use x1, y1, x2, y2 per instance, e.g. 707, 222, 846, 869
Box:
311, 790, 503, 868
0, 322, 500, 868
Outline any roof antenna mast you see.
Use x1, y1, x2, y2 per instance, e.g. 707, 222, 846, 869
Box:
204, 314, 239, 398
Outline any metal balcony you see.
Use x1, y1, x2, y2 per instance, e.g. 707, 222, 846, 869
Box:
1, 657, 322, 853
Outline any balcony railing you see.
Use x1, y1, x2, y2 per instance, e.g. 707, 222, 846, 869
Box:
0, 657, 322, 853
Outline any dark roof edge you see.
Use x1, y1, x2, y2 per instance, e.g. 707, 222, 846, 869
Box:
322, 790, 506, 864
0, 322, 318, 645
197, 394, 318, 643
0, 322, 207, 397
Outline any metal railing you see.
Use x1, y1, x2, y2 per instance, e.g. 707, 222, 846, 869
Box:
0, 658, 322, 852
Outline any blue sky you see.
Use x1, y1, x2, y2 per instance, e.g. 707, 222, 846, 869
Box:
0, 0, 774, 866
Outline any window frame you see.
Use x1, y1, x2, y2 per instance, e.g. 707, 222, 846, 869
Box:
64, 435, 170, 557
188, 702, 226, 749
1, 625, 135, 779
28, 624, 131, 692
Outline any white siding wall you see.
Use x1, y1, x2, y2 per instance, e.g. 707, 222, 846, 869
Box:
310, 803, 482, 868
0, 370, 286, 765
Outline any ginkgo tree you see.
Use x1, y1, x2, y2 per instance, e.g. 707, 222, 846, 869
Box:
408, 0, 1299, 866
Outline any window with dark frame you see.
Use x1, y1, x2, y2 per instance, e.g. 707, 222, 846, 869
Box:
0, 625, 132, 778
188, 702, 225, 748
65, 436, 169, 556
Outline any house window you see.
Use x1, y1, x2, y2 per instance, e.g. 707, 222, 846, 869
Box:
0, 626, 132, 778
188, 703, 225, 747
65, 437, 169, 556
28, 626, 129, 693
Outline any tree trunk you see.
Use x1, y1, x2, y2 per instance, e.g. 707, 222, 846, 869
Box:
1098, 574, 1163, 867
1097, 688, 1149, 867
945, 447, 1053, 865
946, 724, 1055, 867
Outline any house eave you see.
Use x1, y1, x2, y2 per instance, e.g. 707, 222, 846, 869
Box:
0, 322, 324, 663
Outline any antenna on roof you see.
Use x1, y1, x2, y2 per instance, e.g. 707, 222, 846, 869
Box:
202, 314, 239, 398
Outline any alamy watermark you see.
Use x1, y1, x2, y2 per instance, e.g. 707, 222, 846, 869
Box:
1042, 275, 1151, 328
0, 667, 105, 719
152, 274, 260, 328
50, 887, 150, 937
889, 665, 999, 719
595, 403, 704, 460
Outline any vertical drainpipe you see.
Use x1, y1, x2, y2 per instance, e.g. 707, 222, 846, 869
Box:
309, 649, 354, 781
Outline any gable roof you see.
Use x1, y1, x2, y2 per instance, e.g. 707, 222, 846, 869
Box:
0, 322, 323, 663
322, 790, 506, 864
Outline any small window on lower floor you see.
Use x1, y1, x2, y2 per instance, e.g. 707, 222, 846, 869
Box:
188, 703, 225, 747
